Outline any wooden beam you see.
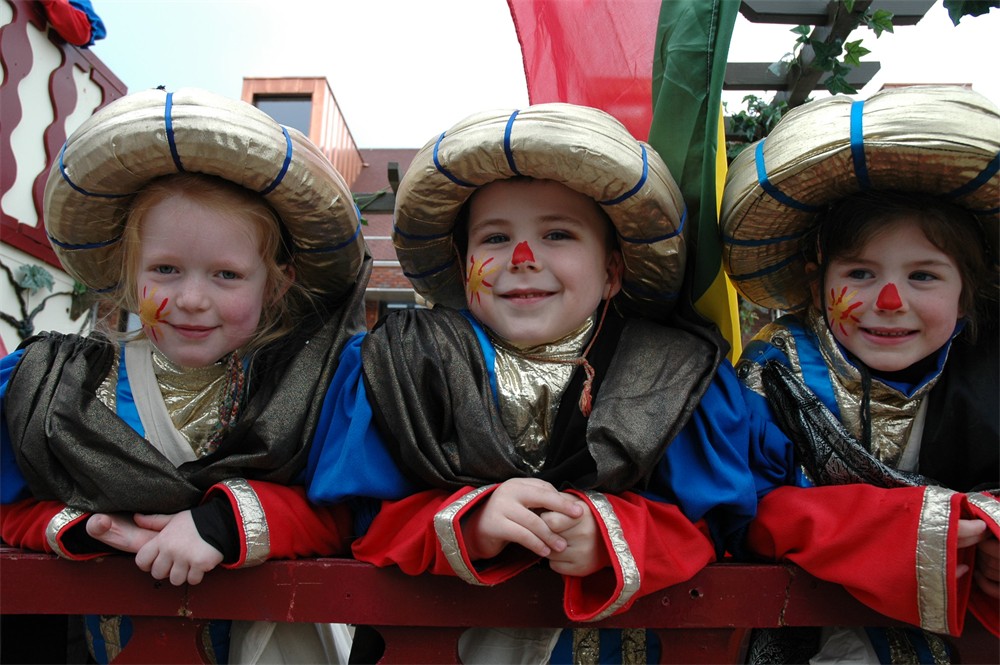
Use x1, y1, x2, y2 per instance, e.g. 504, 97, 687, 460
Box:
724, 61, 881, 91
739, 0, 935, 26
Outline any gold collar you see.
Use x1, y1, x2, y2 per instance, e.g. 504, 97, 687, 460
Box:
487, 316, 595, 472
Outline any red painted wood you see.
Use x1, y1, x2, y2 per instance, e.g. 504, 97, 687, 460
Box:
0, 0, 126, 270
2, 548, 996, 664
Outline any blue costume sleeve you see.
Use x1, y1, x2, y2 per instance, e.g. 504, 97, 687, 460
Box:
305, 333, 417, 506
642, 361, 797, 554
1, 349, 29, 503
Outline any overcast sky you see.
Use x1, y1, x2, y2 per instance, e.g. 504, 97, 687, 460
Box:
88, 0, 999, 149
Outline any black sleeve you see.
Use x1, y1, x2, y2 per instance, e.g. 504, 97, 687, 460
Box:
191, 497, 240, 563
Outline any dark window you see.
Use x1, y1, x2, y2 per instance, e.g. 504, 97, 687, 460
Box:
254, 96, 312, 135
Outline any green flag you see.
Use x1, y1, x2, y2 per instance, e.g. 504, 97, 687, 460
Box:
648, 0, 741, 358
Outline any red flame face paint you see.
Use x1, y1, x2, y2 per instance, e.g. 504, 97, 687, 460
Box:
511, 241, 535, 265
827, 286, 862, 336
876, 283, 902, 310
466, 255, 499, 305
139, 285, 171, 342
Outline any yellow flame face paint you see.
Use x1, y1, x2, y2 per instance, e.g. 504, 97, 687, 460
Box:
827, 285, 862, 336
466, 255, 499, 306
139, 285, 171, 341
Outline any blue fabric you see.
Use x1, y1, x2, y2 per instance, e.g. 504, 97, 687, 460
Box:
115, 346, 143, 436
643, 361, 792, 551
68, 0, 106, 46
305, 333, 417, 505
1, 349, 29, 503
850, 100, 871, 189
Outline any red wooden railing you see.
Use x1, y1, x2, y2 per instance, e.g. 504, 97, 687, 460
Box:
1, 547, 996, 664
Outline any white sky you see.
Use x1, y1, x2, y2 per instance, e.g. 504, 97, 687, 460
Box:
88, 0, 999, 149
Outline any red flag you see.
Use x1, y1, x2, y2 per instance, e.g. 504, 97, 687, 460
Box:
506, 0, 742, 354
507, 0, 661, 140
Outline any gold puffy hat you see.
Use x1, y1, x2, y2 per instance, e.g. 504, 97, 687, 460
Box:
393, 103, 688, 321
720, 85, 1000, 311
43, 87, 365, 301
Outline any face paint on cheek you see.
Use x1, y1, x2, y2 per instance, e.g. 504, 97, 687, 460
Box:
466, 255, 499, 305
827, 285, 863, 337
139, 285, 171, 342
511, 241, 535, 265
876, 283, 902, 310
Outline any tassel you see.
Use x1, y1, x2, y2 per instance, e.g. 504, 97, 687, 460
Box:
577, 358, 596, 417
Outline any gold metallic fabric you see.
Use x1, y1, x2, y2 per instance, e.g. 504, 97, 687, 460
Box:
721, 86, 999, 311
583, 491, 640, 622
915, 486, 954, 634
45, 507, 86, 558
490, 317, 593, 472
151, 345, 227, 457
803, 310, 938, 465
393, 103, 687, 321
221, 478, 271, 567
434, 485, 497, 585
43, 87, 364, 302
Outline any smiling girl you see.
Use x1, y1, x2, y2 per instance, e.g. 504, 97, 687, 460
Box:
0, 88, 367, 664
722, 85, 998, 663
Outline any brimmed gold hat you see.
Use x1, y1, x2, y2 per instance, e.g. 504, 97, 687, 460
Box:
721, 85, 999, 311
393, 103, 688, 321
43, 87, 365, 301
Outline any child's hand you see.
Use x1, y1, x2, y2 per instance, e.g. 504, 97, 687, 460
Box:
973, 534, 999, 599
540, 500, 610, 577
133, 511, 224, 586
462, 478, 584, 560
86, 513, 160, 553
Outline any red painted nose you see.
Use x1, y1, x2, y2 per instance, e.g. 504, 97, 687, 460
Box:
512, 241, 535, 265
876, 283, 902, 310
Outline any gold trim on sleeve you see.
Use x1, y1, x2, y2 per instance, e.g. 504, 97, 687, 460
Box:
221, 478, 270, 567
45, 507, 87, 558
915, 486, 955, 634
434, 485, 497, 585
584, 491, 640, 622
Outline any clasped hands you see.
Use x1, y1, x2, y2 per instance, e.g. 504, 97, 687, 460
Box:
461, 477, 610, 578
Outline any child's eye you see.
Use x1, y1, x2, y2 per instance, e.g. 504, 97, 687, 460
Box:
846, 268, 872, 280
218, 270, 240, 280
910, 271, 936, 282
154, 265, 177, 275
544, 230, 571, 241
482, 234, 509, 245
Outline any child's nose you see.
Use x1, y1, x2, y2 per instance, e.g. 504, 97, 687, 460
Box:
875, 283, 904, 311
174, 279, 209, 310
509, 241, 539, 271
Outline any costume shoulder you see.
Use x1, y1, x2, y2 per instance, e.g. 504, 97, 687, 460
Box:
735, 314, 810, 395
567, 314, 725, 493
8, 330, 116, 390
360, 307, 518, 489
